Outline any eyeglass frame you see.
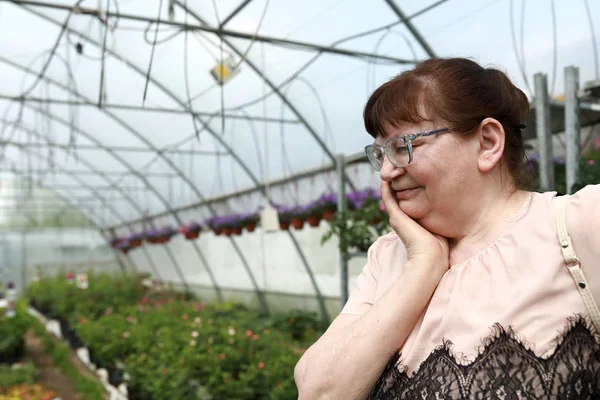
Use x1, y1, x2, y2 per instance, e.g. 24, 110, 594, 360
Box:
364, 127, 452, 171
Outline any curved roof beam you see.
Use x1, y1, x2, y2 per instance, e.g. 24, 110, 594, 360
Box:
0, 151, 135, 273
0, 102, 193, 294
0, 125, 173, 278
174, 1, 357, 191
382, 0, 437, 58
11, 4, 328, 318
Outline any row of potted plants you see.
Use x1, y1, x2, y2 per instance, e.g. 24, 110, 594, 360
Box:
109, 188, 383, 251
26, 272, 323, 399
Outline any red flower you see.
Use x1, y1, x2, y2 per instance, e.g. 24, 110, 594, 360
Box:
258, 362, 265, 369
252, 334, 259, 341
219, 353, 226, 360
245, 330, 253, 337
182, 314, 189, 320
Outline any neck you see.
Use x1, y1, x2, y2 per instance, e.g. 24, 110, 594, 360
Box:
446, 185, 529, 266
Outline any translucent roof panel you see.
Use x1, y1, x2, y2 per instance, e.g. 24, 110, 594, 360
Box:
0, 0, 598, 227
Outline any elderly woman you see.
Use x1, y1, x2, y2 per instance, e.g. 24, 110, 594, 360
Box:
294, 58, 600, 399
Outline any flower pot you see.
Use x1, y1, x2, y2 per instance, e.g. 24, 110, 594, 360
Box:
222, 227, 232, 236
307, 216, 321, 227
213, 228, 222, 236
184, 231, 200, 240
291, 217, 304, 230
130, 239, 142, 247
245, 223, 256, 232
279, 221, 290, 230
322, 209, 335, 222
232, 226, 243, 235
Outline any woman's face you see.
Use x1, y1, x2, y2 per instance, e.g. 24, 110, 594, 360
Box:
377, 121, 481, 235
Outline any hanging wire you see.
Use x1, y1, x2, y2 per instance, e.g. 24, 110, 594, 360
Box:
183, 0, 202, 141
509, 0, 532, 94
142, 0, 165, 105
549, 0, 558, 97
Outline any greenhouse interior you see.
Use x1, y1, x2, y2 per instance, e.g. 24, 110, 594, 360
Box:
0, 0, 599, 398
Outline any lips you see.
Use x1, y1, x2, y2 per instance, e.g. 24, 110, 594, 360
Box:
394, 187, 420, 199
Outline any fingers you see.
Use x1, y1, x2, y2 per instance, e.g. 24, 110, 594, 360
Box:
380, 180, 426, 247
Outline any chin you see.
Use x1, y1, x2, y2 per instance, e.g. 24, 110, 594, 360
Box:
398, 200, 427, 220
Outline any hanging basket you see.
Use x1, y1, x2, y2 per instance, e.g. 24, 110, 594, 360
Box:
232, 226, 243, 236
291, 217, 304, 230
245, 223, 256, 232
279, 221, 290, 231
130, 239, 142, 247
213, 228, 222, 236
184, 231, 200, 240
307, 216, 321, 227
322, 209, 335, 222
222, 227, 233, 236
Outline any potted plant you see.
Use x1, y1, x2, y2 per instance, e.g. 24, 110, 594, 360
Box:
239, 212, 259, 232
290, 205, 308, 230
275, 205, 293, 230
204, 216, 222, 236
318, 193, 337, 222
305, 200, 323, 227
145, 226, 177, 244
126, 232, 144, 248
179, 222, 202, 240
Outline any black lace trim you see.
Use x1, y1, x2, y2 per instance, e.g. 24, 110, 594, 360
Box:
368, 315, 600, 399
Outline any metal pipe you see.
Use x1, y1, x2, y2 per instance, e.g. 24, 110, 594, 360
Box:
0, 94, 300, 123
0, 138, 228, 156
534, 73, 554, 191
383, 0, 437, 58
564, 66, 581, 194
107, 151, 369, 230
220, 0, 253, 27
336, 154, 348, 310
6, 0, 418, 64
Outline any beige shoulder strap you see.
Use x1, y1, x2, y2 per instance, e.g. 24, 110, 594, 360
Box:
554, 194, 600, 333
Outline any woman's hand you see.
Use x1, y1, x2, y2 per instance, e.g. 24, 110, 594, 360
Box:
381, 180, 450, 271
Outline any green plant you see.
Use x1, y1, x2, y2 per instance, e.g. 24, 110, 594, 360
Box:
0, 311, 29, 365
0, 363, 39, 389
321, 196, 390, 259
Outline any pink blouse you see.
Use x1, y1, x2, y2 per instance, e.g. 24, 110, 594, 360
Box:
341, 184, 600, 398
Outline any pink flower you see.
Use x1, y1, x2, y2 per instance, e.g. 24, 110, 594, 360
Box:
379, 201, 386, 212
258, 362, 265, 369
126, 316, 133, 323
103, 308, 113, 316
191, 331, 199, 338
588, 159, 596, 165
245, 330, 253, 337
219, 353, 226, 360
595, 138, 600, 149
252, 334, 259, 341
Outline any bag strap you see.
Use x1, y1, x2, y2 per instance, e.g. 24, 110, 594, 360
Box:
554, 194, 600, 333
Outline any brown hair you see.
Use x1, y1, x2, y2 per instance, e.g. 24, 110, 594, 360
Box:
363, 57, 532, 189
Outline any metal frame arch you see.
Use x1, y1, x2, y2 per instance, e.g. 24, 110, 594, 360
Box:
0, 56, 225, 303
0, 102, 194, 293
0, 118, 168, 280
0, 153, 134, 275
173, 1, 357, 192
11, 6, 326, 318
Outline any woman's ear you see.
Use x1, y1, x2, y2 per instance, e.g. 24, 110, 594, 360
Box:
477, 118, 505, 173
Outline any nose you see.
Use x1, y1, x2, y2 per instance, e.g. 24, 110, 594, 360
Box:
379, 155, 405, 182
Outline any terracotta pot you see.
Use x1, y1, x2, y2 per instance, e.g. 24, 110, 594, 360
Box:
279, 221, 290, 230
130, 239, 142, 247
222, 227, 232, 236
232, 226, 243, 235
307, 216, 321, 227
213, 228, 222, 236
184, 231, 200, 240
322, 209, 335, 222
291, 217, 304, 230
245, 223, 256, 232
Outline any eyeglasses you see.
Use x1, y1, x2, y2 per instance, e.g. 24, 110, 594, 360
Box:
364, 127, 452, 171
